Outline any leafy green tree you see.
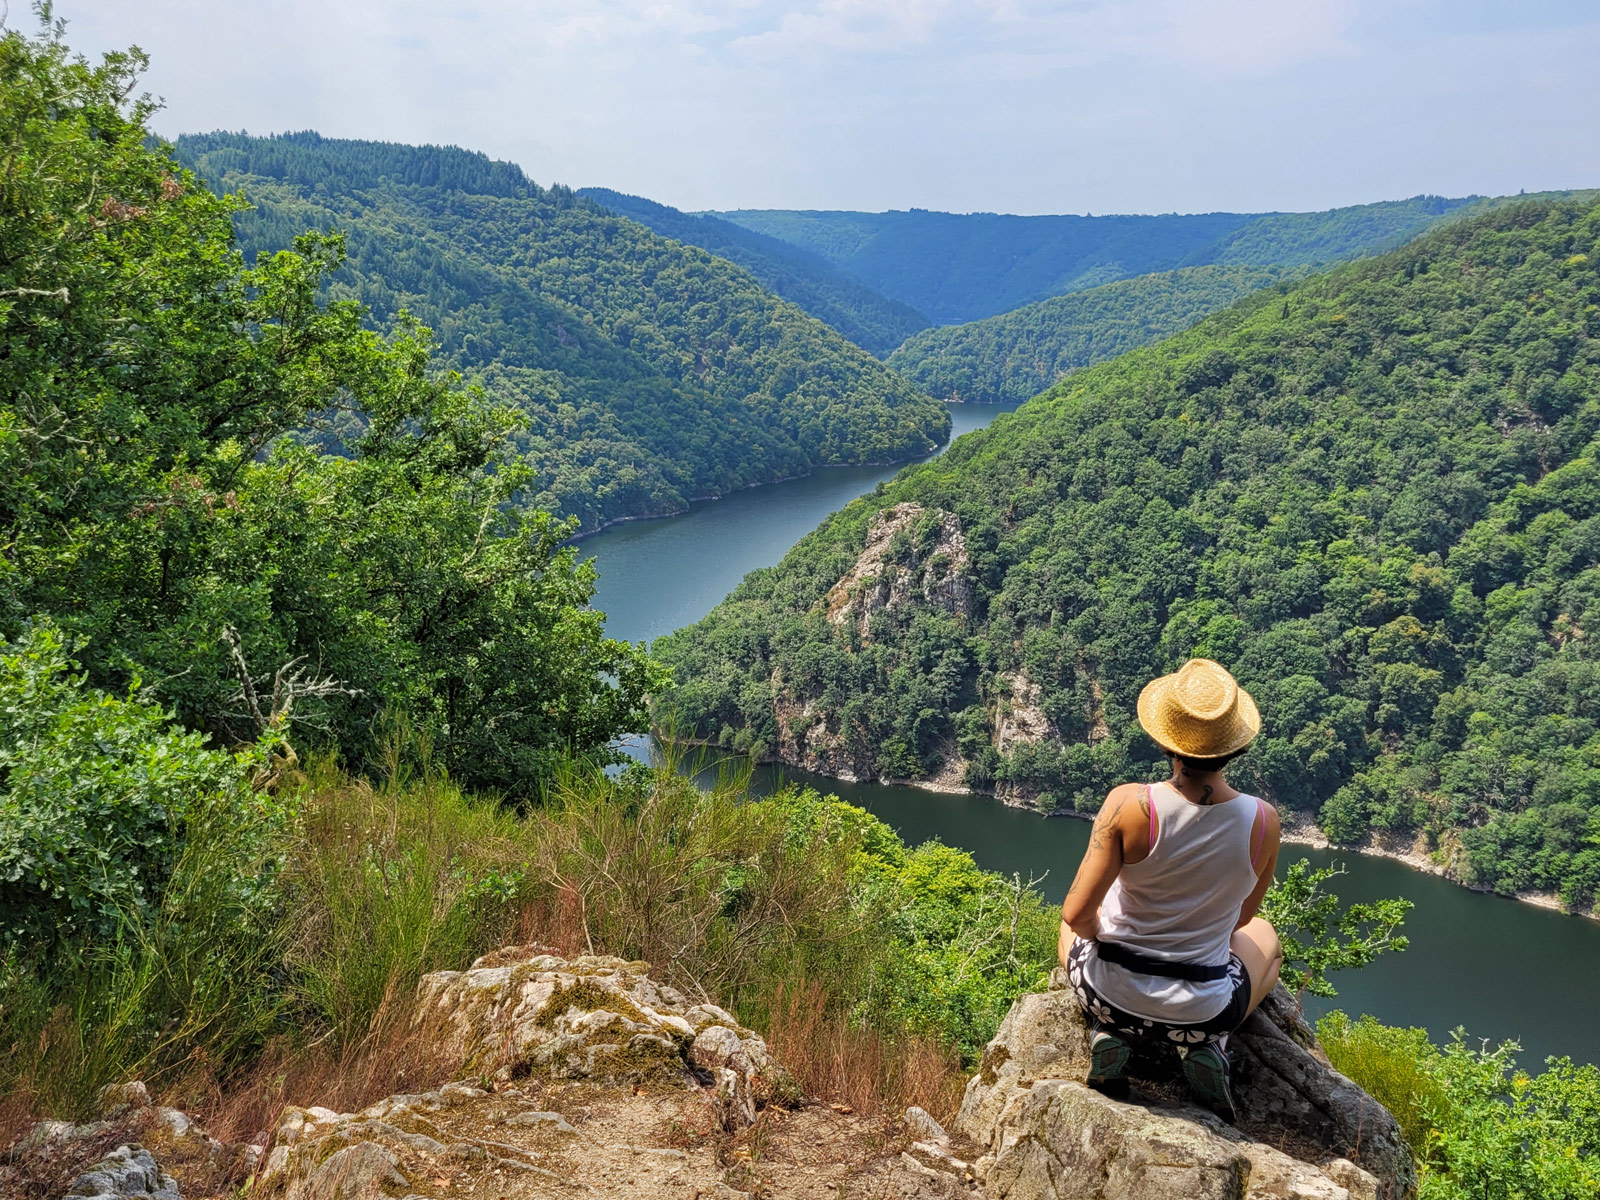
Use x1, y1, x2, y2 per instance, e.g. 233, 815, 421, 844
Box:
0, 10, 659, 789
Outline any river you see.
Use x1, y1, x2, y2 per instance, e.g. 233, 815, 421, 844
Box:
582, 402, 1600, 1070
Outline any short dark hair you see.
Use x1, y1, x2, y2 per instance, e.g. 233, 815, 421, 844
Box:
1170, 747, 1248, 774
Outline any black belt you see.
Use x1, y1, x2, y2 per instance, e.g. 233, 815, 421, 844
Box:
1095, 939, 1230, 982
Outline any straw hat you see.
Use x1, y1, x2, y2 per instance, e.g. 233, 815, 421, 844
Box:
1136, 658, 1260, 759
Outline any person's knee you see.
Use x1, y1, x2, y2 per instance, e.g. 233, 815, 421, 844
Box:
1246, 916, 1282, 959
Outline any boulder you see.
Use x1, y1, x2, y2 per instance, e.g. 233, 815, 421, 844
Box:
411, 949, 797, 1125
956, 970, 1416, 1200
0, 1089, 263, 1200
62, 1146, 180, 1200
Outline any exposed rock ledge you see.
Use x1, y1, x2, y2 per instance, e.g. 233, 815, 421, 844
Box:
4, 951, 1416, 1200
957, 969, 1415, 1200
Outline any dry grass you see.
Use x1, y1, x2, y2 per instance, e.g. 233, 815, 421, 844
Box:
762, 977, 967, 1125
191, 995, 461, 1146
2, 757, 1001, 1156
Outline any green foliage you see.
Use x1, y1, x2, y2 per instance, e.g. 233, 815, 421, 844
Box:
1315, 1012, 1447, 1158
657, 198, 1600, 907
533, 764, 1056, 1062
718, 197, 1474, 323
0, 712, 289, 1115
0, 19, 658, 789
172, 133, 949, 533
1319, 1012, 1600, 1199
1259, 860, 1411, 997
757, 790, 1056, 1058
279, 756, 533, 1037
888, 264, 1299, 403
580, 188, 931, 356
0, 623, 274, 954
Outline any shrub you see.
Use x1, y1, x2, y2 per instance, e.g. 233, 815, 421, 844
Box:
1319, 1011, 1600, 1200
0, 756, 289, 1122
0, 623, 274, 955
1317, 1012, 1447, 1156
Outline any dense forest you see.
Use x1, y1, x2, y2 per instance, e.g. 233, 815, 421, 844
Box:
717, 197, 1474, 323
888, 264, 1299, 403
654, 198, 1600, 913
174, 133, 948, 533
579, 187, 930, 356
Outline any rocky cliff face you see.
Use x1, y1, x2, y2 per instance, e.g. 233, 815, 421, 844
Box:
3, 951, 1416, 1200
823, 503, 975, 637
765, 501, 979, 781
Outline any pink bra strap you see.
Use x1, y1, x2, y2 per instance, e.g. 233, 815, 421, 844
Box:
1250, 797, 1267, 869
1147, 783, 1157, 844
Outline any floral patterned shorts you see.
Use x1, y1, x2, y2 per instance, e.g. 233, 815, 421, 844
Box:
1066, 937, 1251, 1046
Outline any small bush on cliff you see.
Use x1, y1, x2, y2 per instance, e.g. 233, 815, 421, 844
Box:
1320, 1011, 1600, 1200
1260, 859, 1412, 998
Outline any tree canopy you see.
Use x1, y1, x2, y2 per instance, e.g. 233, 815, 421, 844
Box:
655, 198, 1600, 912
174, 133, 949, 534
0, 14, 658, 792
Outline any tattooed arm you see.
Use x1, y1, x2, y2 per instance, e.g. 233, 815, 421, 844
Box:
1058, 783, 1146, 961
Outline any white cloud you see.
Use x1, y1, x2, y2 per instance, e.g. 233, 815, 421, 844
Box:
30, 0, 1600, 214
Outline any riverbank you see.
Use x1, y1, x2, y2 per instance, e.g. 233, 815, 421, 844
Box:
569, 443, 956, 542
790, 756, 1600, 923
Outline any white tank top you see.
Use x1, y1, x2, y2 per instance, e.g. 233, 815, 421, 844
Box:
1083, 781, 1264, 1023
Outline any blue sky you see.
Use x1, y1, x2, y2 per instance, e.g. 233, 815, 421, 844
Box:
50, 0, 1600, 216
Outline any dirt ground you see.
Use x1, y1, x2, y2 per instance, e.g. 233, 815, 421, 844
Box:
270, 1078, 985, 1200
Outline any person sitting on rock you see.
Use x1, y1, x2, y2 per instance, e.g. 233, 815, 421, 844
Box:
1058, 658, 1284, 1122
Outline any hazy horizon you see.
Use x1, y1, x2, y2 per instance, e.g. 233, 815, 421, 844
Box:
43, 1, 1600, 217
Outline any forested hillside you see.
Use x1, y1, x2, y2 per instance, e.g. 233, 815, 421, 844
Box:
887, 264, 1298, 403
579, 187, 930, 356
719, 197, 1473, 323
175, 133, 948, 533
654, 199, 1600, 912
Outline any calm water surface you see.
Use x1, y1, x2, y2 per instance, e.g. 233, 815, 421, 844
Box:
580, 402, 1600, 1069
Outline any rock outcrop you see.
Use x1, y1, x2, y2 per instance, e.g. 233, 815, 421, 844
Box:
823, 502, 974, 636
0, 1082, 263, 1200
5, 950, 1417, 1200
957, 969, 1416, 1200
409, 948, 798, 1127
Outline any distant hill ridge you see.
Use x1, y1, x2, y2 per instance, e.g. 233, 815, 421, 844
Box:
886, 190, 1596, 403
887, 263, 1303, 404
716, 197, 1475, 323
174, 131, 949, 534
578, 187, 930, 357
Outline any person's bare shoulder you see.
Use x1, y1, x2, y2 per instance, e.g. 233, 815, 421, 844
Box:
1097, 781, 1150, 830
